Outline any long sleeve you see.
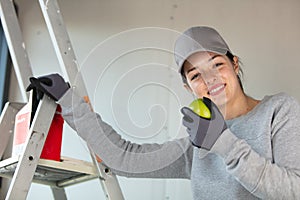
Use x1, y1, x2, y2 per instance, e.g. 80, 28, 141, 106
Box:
210, 94, 300, 199
58, 89, 193, 179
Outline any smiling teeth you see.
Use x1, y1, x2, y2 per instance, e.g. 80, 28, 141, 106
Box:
210, 85, 224, 94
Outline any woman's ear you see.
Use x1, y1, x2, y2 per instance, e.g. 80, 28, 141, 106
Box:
233, 56, 239, 74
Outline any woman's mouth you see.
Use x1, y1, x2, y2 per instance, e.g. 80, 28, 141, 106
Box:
208, 84, 226, 96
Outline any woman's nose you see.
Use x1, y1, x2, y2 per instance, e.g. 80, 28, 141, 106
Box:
201, 68, 218, 85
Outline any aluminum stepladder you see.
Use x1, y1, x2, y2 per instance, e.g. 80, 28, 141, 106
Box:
0, 0, 125, 199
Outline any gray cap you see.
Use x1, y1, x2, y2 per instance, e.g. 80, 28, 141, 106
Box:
174, 26, 232, 73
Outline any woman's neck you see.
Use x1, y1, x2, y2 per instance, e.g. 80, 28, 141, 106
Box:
221, 94, 260, 120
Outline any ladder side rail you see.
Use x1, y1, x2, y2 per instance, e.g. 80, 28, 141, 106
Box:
89, 151, 126, 200
0, 0, 33, 102
5, 96, 57, 200
0, 102, 24, 159
38, 1, 125, 199
38, 0, 86, 96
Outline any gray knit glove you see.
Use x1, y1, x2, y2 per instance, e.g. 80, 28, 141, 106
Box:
181, 97, 227, 150
26, 73, 70, 101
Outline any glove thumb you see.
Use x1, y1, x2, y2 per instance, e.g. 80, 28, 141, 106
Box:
181, 106, 194, 116
26, 77, 39, 92
181, 107, 196, 123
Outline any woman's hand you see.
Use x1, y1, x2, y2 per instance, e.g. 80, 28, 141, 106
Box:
181, 97, 227, 150
26, 73, 70, 101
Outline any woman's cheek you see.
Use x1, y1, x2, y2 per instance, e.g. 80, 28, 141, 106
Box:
192, 82, 206, 98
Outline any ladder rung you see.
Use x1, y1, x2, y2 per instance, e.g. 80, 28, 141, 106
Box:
0, 156, 99, 187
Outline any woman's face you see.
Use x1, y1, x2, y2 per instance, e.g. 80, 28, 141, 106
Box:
183, 51, 241, 107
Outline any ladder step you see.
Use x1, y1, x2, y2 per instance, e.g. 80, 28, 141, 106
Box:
0, 156, 98, 187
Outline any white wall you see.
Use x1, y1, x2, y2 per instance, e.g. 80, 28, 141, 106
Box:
5, 0, 300, 199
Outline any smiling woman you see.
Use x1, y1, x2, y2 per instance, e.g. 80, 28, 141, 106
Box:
27, 26, 300, 200
176, 26, 300, 199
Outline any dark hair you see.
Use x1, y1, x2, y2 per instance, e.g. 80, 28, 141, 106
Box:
180, 51, 244, 91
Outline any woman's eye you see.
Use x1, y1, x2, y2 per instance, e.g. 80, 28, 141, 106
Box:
214, 63, 223, 68
191, 73, 200, 81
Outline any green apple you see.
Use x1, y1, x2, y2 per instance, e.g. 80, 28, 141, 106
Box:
189, 98, 211, 119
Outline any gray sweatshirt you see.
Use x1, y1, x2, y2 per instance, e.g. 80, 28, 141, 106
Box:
58, 90, 300, 199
